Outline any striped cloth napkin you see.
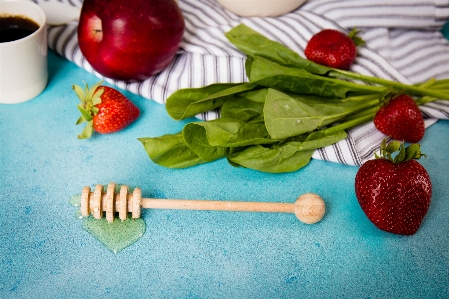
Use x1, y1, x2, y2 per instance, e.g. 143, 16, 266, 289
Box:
43, 0, 449, 166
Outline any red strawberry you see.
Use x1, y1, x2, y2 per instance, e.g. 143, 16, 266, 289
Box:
73, 81, 140, 139
305, 28, 365, 70
374, 94, 425, 143
354, 140, 432, 235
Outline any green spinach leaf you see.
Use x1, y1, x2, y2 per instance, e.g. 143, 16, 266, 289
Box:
263, 89, 378, 139
225, 23, 331, 75
182, 123, 230, 162
183, 118, 277, 149
166, 82, 259, 120
138, 133, 206, 168
227, 129, 347, 173
220, 89, 267, 122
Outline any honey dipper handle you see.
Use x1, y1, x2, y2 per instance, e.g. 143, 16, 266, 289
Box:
141, 199, 295, 214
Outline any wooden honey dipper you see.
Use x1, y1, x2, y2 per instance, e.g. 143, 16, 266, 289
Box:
80, 183, 326, 224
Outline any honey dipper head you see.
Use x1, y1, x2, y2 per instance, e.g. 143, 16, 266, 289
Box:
80, 183, 141, 222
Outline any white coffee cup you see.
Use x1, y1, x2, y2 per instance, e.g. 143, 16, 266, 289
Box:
0, 1, 48, 104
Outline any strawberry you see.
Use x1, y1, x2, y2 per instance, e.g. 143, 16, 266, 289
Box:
374, 94, 425, 143
354, 140, 432, 235
304, 28, 365, 70
73, 81, 140, 139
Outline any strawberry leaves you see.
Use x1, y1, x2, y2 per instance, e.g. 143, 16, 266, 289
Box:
77, 120, 94, 139
375, 139, 425, 163
74, 81, 103, 122
347, 27, 365, 47
73, 81, 104, 139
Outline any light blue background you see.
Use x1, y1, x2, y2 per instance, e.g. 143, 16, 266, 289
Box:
1, 33, 448, 298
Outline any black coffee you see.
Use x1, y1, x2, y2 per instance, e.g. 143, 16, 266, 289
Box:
0, 15, 40, 43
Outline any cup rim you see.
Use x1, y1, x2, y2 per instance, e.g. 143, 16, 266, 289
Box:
0, 0, 47, 44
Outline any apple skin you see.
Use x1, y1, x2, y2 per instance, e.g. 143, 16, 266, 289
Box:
78, 0, 185, 81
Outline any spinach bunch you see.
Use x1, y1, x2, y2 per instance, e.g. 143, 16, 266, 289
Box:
138, 24, 449, 173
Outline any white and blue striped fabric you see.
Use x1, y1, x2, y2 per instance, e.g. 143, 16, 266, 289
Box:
37, 0, 449, 166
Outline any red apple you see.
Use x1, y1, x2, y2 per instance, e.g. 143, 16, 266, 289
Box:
78, 0, 185, 81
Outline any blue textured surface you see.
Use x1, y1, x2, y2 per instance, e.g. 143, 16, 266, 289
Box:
1, 49, 449, 298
